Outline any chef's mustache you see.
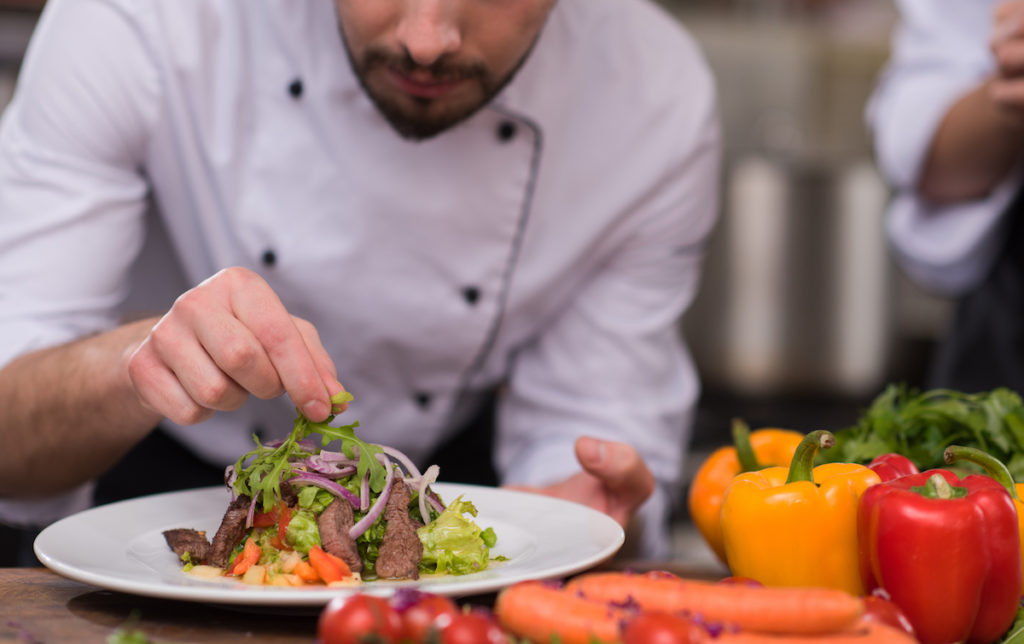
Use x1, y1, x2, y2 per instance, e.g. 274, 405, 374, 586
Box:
360, 47, 489, 83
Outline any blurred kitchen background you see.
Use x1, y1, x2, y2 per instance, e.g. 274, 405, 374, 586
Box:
0, 1, 950, 567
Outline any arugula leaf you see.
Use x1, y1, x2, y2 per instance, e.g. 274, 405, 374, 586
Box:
231, 390, 389, 509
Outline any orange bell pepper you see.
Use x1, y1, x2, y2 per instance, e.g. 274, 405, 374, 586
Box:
720, 430, 881, 595
687, 419, 803, 565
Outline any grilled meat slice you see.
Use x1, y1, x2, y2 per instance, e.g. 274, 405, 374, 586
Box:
162, 528, 210, 563
375, 479, 422, 579
207, 494, 251, 568
318, 498, 363, 573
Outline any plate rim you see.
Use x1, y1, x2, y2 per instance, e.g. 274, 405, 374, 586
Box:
34, 482, 624, 606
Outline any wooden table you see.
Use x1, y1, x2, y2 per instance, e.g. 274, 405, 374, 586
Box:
0, 563, 722, 643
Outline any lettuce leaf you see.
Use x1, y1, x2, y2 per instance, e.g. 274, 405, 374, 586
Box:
416, 496, 492, 575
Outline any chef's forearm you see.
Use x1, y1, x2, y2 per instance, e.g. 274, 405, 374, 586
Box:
0, 318, 162, 497
917, 78, 1024, 205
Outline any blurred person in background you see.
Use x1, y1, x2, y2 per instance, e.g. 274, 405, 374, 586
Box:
868, 0, 1024, 394
0, 0, 720, 565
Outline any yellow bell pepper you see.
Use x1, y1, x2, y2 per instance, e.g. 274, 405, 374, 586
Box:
945, 445, 1024, 590
719, 430, 881, 595
686, 419, 803, 565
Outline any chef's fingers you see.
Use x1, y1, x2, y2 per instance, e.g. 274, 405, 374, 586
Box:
291, 315, 348, 413
193, 313, 284, 400
574, 436, 655, 522
145, 310, 250, 414
223, 268, 334, 421
128, 336, 216, 425
994, 1, 1024, 43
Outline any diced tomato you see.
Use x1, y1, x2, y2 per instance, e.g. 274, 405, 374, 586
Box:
276, 505, 292, 546
294, 560, 319, 583
229, 537, 261, 576
308, 545, 352, 584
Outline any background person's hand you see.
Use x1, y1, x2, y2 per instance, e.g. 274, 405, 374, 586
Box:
991, 1, 1024, 109
126, 267, 345, 426
507, 437, 655, 528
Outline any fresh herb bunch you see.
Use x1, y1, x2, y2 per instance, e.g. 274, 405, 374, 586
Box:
822, 384, 1024, 481
232, 391, 389, 510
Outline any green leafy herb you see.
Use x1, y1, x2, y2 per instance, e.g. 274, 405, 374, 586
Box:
231, 391, 388, 511
823, 384, 1024, 480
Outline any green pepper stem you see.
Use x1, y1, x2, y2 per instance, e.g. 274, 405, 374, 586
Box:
784, 430, 834, 484
732, 418, 762, 473
944, 445, 1019, 500
911, 473, 969, 500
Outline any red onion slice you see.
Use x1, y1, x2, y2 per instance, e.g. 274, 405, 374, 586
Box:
287, 473, 361, 508
305, 454, 357, 478
417, 464, 440, 524
349, 454, 395, 540
379, 445, 422, 479
359, 469, 370, 512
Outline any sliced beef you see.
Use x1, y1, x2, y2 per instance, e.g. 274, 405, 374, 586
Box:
317, 498, 363, 573
374, 479, 422, 579
162, 528, 210, 563
207, 494, 251, 568
279, 480, 299, 507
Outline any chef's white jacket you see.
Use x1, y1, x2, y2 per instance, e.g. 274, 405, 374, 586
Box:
869, 0, 1023, 295
0, 0, 719, 556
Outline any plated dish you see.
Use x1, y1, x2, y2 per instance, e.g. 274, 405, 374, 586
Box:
34, 482, 624, 606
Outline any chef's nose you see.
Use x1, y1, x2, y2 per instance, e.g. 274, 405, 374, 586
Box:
395, 0, 461, 66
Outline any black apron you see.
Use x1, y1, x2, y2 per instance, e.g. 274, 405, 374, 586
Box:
928, 192, 1024, 393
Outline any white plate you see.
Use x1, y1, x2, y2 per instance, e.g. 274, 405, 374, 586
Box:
34, 483, 623, 606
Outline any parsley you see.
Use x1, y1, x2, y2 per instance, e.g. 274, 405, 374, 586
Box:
232, 391, 387, 511
822, 384, 1024, 480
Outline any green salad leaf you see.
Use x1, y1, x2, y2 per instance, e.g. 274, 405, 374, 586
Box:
822, 384, 1024, 480
231, 391, 390, 510
417, 496, 493, 575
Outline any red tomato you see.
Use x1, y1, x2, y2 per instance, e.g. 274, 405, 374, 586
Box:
862, 594, 916, 638
435, 611, 508, 644
318, 594, 405, 644
622, 612, 706, 644
399, 593, 459, 641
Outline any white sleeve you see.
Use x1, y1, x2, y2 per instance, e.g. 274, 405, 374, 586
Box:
495, 98, 720, 560
0, 0, 158, 524
868, 0, 1019, 295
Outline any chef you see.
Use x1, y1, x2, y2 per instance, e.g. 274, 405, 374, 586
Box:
0, 0, 720, 563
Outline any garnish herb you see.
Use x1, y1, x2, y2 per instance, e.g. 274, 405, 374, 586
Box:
231, 391, 390, 511
824, 384, 1024, 480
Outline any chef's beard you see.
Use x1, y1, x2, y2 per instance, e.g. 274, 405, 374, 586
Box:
340, 35, 534, 141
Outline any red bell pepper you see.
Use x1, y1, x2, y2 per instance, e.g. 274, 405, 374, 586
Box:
858, 468, 1021, 644
867, 453, 919, 482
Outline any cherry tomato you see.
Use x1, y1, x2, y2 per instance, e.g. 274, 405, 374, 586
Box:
435, 611, 508, 644
862, 593, 916, 637
399, 593, 459, 641
318, 594, 405, 644
622, 612, 706, 644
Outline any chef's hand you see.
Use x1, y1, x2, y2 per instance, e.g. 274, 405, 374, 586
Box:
507, 437, 655, 528
126, 267, 346, 425
991, 1, 1024, 110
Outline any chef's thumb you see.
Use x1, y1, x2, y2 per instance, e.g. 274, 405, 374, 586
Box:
575, 436, 655, 507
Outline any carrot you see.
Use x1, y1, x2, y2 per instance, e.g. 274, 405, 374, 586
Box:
307, 545, 352, 584
229, 537, 261, 577
565, 572, 863, 635
293, 560, 319, 583
714, 619, 917, 643
494, 580, 629, 644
